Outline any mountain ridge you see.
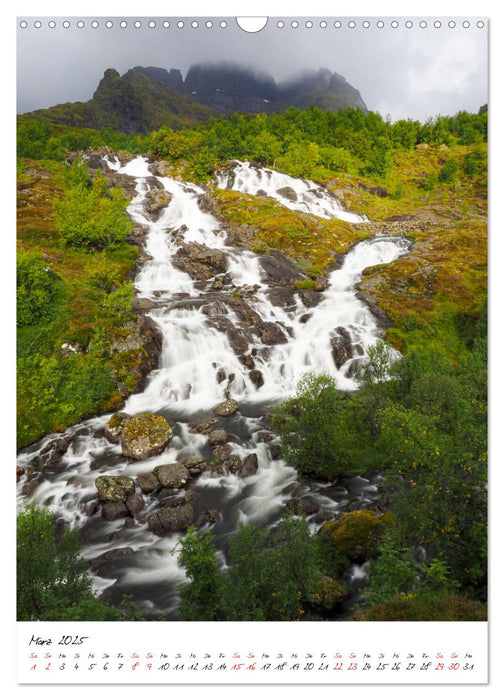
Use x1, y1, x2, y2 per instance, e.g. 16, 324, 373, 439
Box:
21, 61, 368, 133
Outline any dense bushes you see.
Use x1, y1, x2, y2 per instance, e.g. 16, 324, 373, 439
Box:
17, 249, 60, 326
53, 161, 131, 250
177, 514, 319, 621
17, 504, 143, 621
271, 300, 487, 606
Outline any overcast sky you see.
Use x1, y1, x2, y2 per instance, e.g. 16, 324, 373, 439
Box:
16, 16, 488, 122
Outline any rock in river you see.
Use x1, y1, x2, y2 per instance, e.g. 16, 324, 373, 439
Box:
213, 398, 239, 417
147, 503, 194, 536
95, 475, 135, 502
120, 412, 173, 460
153, 463, 190, 489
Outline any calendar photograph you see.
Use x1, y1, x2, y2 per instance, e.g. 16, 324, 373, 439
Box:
15, 12, 488, 684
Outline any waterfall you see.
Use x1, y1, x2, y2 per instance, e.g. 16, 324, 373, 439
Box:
16, 155, 409, 619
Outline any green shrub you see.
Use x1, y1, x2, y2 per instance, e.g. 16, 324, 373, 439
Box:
17, 249, 60, 327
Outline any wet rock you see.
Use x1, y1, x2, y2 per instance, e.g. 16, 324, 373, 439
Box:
189, 418, 219, 435
225, 454, 242, 473
196, 509, 221, 527
276, 185, 298, 202
120, 412, 173, 460
208, 429, 229, 445
239, 453, 258, 478
212, 444, 233, 462
297, 289, 322, 308
286, 498, 320, 516
22, 478, 40, 496
36, 435, 72, 472
147, 503, 194, 536
249, 369, 264, 388
126, 493, 145, 518
259, 250, 304, 285
213, 398, 239, 416
85, 501, 100, 517
136, 471, 161, 494
269, 444, 282, 460
216, 368, 227, 383
104, 412, 131, 444
260, 322, 288, 345
266, 287, 296, 309
153, 463, 189, 489
256, 189, 268, 197
330, 327, 353, 369
95, 476, 135, 502
89, 547, 134, 572
144, 188, 172, 219
102, 502, 130, 521
355, 291, 393, 331
158, 490, 187, 508
173, 241, 227, 281
182, 456, 208, 475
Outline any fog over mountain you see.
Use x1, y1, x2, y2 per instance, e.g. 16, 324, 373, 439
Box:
16, 18, 488, 121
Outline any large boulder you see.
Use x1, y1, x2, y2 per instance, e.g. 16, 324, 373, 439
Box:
144, 188, 172, 219
104, 412, 131, 444
322, 509, 394, 561
120, 412, 173, 460
153, 463, 189, 489
95, 475, 135, 502
276, 185, 298, 202
147, 503, 194, 536
173, 241, 228, 281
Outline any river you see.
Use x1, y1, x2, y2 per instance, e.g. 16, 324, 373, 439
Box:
16, 156, 410, 619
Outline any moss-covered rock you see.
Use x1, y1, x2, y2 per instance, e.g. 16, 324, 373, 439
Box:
95, 475, 135, 502
104, 411, 131, 443
322, 509, 394, 561
120, 412, 173, 460
311, 575, 351, 612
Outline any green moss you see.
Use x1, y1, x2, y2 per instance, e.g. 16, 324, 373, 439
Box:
351, 594, 487, 621
323, 510, 395, 560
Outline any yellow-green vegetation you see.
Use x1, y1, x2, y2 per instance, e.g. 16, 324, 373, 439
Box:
322, 510, 395, 560
210, 188, 365, 273
16, 158, 147, 448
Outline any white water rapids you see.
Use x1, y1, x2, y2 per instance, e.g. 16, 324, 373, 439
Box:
17, 157, 409, 618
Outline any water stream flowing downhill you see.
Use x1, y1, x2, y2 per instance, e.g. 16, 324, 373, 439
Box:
17, 156, 410, 619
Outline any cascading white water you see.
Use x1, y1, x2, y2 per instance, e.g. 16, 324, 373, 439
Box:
215, 160, 367, 223
17, 155, 409, 618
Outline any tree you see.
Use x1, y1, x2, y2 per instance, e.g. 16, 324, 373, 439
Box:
357, 340, 395, 434
271, 373, 357, 478
17, 504, 142, 620
176, 527, 225, 621
176, 514, 318, 621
